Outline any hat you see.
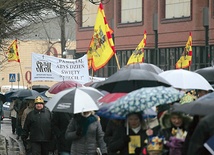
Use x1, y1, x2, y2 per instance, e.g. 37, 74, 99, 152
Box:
34, 96, 44, 104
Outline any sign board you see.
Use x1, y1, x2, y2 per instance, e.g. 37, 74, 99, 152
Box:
9, 73, 16, 82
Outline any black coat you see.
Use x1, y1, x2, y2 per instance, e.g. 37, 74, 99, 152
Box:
187, 114, 214, 155
22, 107, 52, 142
52, 112, 73, 152
107, 125, 147, 155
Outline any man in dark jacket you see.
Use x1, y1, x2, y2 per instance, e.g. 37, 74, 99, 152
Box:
21, 96, 52, 155
187, 113, 214, 155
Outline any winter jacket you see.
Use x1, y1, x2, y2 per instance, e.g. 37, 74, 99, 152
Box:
65, 114, 107, 155
52, 112, 73, 152
187, 114, 214, 155
21, 107, 52, 142
107, 125, 147, 155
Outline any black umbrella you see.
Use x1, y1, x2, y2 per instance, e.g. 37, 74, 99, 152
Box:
96, 69, 171, 93
10, 89, 40, 99
195, 66, 214, 84
0, 93, 6, 103
32, 85, 50, 93
173, 92, 214, 116
122, 62, 163, 74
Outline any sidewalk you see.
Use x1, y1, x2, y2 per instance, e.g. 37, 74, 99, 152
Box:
1, 118, 25, 155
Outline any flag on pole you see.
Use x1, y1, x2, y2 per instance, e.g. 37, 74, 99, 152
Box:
87, 3, 115, 71
127, 31, 147, 65
176, 32, 192, 69
7, 39, 20, 63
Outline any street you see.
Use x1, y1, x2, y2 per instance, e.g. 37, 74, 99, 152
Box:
1, 118, 25, 155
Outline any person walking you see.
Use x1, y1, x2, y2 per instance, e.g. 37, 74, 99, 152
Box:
52, 112, 73, 155
107, 112, 147, 155
9, 98, 17, 134
21, 96, 52, 155
159, 111, 191, 155
0, 98, 3, 131
21, 98, 35, 155
187, 113, 214, 155
65, 111, 107, 155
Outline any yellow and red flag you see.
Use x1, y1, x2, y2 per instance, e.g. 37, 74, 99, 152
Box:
176, 32, 192, 69
127, 31, 147, 65
7, 39, 20, 63
87, 3, 115, 71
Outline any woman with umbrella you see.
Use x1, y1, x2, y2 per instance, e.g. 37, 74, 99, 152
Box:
158, 111, 192, 155
106, 112, 147, 155
65, 111, 107, 155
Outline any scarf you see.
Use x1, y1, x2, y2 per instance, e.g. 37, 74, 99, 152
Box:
79, 115, 97, 136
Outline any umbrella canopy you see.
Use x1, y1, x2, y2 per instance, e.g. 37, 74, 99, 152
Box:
96, 69, 171, 93
45, 80, 82, 97
122, 62, 163, 74
173, 92, 214, 116
10, 89, 40, 99
45, 87, 104, 114
195, 66, 214, 84
98, 93, 127, 105
100, 86, 184, 118
159, 69, 214, 91
32, 85, 50, 93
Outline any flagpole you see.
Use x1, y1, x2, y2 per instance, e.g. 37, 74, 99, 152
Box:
114, 54, 120, 70
19, 63, 25, 88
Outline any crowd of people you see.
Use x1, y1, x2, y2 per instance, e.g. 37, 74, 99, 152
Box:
1, 88, 213, 155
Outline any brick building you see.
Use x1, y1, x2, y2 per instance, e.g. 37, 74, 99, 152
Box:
75, 0, 214, 77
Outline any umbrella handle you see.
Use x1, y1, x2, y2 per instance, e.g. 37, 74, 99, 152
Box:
126, 122, 129, 135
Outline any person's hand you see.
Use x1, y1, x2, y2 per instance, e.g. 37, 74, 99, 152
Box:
146, 128, 153, 136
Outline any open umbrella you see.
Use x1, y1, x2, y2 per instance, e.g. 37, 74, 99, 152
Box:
122, 62, 163, 74
10, 89, 40, 99
32, 85, 50, 93
0, 93, 6, 103
96, 69, 171, 93
100, 86, 184, 118
195, 66, 214, 85
159, 69, 214, 91
45, 87, 104, 114
45, 80, 82, 97
173, 92, 214, 116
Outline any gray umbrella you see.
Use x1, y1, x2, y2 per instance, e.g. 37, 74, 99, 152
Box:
122, 62, 163, 74
195, 66, 214, 85
173, 92, 214, 116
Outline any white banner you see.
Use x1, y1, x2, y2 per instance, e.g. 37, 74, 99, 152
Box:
31, 53, 90, 83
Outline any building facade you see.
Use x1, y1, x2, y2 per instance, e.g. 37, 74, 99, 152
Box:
75, 0, 214, 77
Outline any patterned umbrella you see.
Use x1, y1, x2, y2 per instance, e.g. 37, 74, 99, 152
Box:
102, 86, 184, 118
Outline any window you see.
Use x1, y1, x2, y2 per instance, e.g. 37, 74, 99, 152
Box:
165, 0, 190, 19
121, 0, 142, 23
82, 0, 98, 27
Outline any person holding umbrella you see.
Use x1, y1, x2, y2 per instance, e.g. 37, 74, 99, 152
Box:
106, 112, 147, 155
65, 111, 107, 155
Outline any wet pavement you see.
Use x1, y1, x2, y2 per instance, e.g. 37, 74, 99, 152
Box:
1, 118, 25, 155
